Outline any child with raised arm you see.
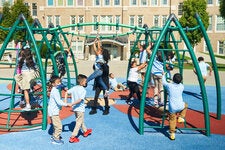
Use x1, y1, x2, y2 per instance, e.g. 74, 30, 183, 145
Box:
64, 74, 92, 143
162, 73, 188, 140
87, 38, 110, 97
126, 59, 146, 104
48, 75, 71, 145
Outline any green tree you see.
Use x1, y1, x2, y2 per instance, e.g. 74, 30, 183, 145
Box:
11, 0, 33, 42
220, 0, 225, 19
0, 2, 13, 43
0, 0, 33, 43
179, 0, 209, 47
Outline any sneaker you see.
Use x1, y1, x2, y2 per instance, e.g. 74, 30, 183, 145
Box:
52, 139, 64, 145
83, 129, 92, 137
89, 109, 97, 115
19, 100, 25, 108
178, 117, 185, 123
170, 133, 175, 140
51, 136, 62, 141
69, 137, 79, 143
22, 104, 31, 111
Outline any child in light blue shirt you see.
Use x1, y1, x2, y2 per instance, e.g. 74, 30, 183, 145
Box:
65, 74, 92, 143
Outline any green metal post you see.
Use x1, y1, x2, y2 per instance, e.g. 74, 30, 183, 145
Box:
195, 13, 221, 120
173, 14, 210, 136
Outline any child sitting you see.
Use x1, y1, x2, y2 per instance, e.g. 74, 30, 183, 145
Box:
109, 73, 126, 91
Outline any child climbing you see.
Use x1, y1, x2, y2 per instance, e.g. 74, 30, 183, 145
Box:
87, 37, 110, 97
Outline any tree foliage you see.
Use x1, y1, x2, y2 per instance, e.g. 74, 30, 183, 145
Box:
179, 0, 209, 47
0, 0, 33, 43
220, 0, 225, 19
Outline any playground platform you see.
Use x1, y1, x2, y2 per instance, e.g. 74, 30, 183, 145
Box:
0, 60, 225, 150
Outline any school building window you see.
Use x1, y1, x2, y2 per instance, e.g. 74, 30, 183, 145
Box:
77, 0, 84, 6
48, 0, 54, 6
153, 15, 159, 27
207, 0, 213, 5
129, 15, 135, 31
32, 3, 37, 16
67, 0, 74, 6
138, 16, 143, 28
114, 0, 120, 5
93, 15, 98, 31
57, 0, 63, 6
55, 16, 60, 27
216, 16, 225, 31
178, 3, 183, 15
94, 0, 100, 6
162, 15, 167, 26
47, 16, 53, 27
78, 16, 84, 31
104, 0, 110, 6
130, 0, 137, 6
115, 15, 120, 31
161, 0, 168, 6
71, 16, 76, 31
218, 41, 225, 55
141, 0, 147, 6
151, 0, 158, 6
207, 16, 212, 31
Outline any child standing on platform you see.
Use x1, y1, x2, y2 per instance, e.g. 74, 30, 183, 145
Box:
48, 75, 71, 145
162, 73, 188, 140
64, 74, 92, 143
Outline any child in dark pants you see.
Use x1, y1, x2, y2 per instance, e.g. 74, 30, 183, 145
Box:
126, 59, 146, 103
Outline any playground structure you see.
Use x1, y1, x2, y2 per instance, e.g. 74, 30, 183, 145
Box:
0, 13, 221, 136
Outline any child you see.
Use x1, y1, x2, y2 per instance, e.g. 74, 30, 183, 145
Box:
162, 73, 188, 140
48, 75, 71, 145
126, 59, 146, 104
138, 42, 148, 85
151, 51, 164, 106
87, 38, 110, 97
109, 73, 126, 91
64, 74, 92, 143
193, 56, 212, 83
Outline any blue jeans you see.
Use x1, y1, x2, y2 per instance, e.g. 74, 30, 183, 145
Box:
87, 69, 108, 90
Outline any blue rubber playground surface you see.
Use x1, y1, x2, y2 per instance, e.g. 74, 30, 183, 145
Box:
0, 78, 225, 150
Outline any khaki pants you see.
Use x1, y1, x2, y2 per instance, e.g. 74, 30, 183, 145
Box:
153, 74, 164, 104
169, 103, 188, 133
51, 115, 62, 140
72, 111, 87, 137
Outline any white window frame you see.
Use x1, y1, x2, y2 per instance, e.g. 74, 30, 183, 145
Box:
162, 15, 167, 26
104, 0, 110, 6
57, 0, 64, 6
151, 0, 158, 6
153, 15, 160, 27
216, 15, 225, 32
47, 0, 54, 7
207, 16, 213, 31
160, 0, 168, 6
55, 15, 61, 27
78, 16, 84, 31
93, 0, 101, 6
130, 0, 137, 6
207, 0, 213, 5
114, 0, 120, 6
218, 41, 225, 55
77, 0, 84, 6
140, 0, 148, 6
47, 15, 53, 27
70, 16, 76, 31
137, 15, 143, 28
67, 0, 74, 6
92, 15, 99, 32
